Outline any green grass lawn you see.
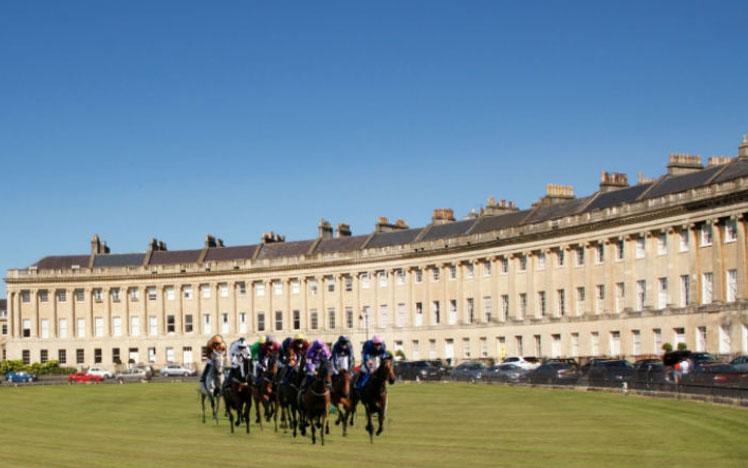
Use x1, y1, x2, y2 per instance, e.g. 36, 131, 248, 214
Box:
0, 382, 746, 467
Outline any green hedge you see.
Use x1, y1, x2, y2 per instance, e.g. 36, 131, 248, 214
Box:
1, 360, 77, 375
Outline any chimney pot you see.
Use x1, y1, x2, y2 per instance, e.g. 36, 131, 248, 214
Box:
667, 153, 703, 175
739, 134, 748, 159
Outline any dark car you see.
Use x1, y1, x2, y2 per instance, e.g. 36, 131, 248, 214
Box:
587, 360, 634, 387
487, 363, 528, 383
451, 361, 488, 382
395, 360, 446, 382
528, 362, 579, 385
631, 359, 667, 389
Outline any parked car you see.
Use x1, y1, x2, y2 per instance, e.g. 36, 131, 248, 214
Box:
501, 356, 541, 370
160, 364, 195, 377
86, 367, 114, 379
528, 362, 579, 385
115, 368, 152, 383
486, 363, 528, 383
395, 360, 447, 381
67, 371, 104, 384
451, 361, 488, 382
5, 371, 36, 383
587, 360, 634, 387
729, 355, 748, 372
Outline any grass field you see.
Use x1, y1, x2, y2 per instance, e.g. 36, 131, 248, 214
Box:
0, 382, 746, 467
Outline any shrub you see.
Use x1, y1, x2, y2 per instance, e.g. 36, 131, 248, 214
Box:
395, 349, 406, 361
661, 343, 673, 353
677, 342, 688, 351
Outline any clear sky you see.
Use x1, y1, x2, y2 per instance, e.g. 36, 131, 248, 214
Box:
1, 1, 747, 296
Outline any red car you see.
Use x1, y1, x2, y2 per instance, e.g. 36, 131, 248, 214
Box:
67, 372, 104, 384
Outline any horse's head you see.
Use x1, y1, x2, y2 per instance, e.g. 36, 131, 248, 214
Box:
318, 358, 333, 386
381, 353, 396, 385
212, 352, 225, 387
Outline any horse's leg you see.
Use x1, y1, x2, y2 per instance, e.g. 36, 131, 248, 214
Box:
273, 400, 279, 433
255, 396, 263, 430
342, 405, 349, 437
322, 415, 327, 446
376, 408, 384, 436
226, 401, 235, 434
365, 406, 374, 444
245, 397, 251, 434
200, 393, 206, 424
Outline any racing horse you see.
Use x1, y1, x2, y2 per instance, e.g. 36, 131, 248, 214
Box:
298, 357, 332, 445
222, 358, 252, 434
331, 367, 354, 436
252, 354, 279, 432
359, 352, 395, 443
277, 352, 302, 437
199, 351, 226, 424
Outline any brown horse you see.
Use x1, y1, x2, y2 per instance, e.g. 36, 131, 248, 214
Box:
222, 360, 252, 434
252, 355, 279, 432
359, 354, 396, 443
277, 354, 302, 437
299, 359, 332, 445
331, 369, 354, 436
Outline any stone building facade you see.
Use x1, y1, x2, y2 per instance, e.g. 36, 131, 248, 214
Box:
4, 138, 748, 370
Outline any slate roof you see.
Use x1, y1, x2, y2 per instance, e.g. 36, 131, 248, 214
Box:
256, 240, 315, 260
315, 235, 369, 254
148, 249, 202, 266
469, 210, 532, 235
365, 228, 423, 249
32, 255, 90, 270
584, 183, 653, 212
643, 165, 724, 199
713, 158, 748, 184
204, 245, 258, 262
93, 253, 145, 268
419, 219, 477, 242
522, 196, 594, 225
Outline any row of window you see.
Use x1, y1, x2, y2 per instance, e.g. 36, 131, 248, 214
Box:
17, 219, 741, 305
18, 268, 739, 340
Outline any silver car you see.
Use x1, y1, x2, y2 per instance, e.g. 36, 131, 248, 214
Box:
160, 364, 195, 377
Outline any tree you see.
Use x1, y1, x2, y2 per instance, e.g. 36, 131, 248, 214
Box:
662, 342, 673, 353
676, 342, 688, 351
394, 349, 406, 361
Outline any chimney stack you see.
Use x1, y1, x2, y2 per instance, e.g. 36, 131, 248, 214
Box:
536, 184, 575, 206
739, 135, 748, 160
667, 153, 703, 175
318, 219, 333, 239
204, 235, 218, 248
431, 208, 455, 225
336, 223, 352, 238
374, 216, 410, 233
599, 171, 629, 193
481, 197, 518, 216
707, 156, 733, 167
90, 234, 110, 255
148, 238, 167, 252
261, 231, 285, 244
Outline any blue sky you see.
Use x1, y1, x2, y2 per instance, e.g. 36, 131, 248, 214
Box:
1, 1, 746, 296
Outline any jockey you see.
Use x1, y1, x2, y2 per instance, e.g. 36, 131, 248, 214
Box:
200, 335, 226, 384
331, 335, 355, 375
280, 337, 294, 364
290, 333, 310, 368
356, 335, 387, 390
255, 335, 280, 384
227, 337, 250, 381
249, 335, 266, 381
300, 339, 331, 392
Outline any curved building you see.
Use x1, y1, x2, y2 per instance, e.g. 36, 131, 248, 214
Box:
4, 138, 748, 369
